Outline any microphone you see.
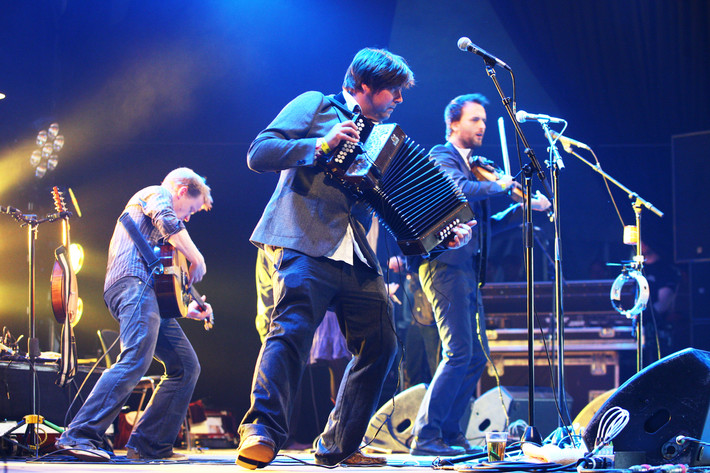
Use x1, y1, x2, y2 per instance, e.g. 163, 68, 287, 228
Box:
515, 110, 565, 124
457, 37, 512, 71
1, 205, 21, 214
549, 130, 591, 151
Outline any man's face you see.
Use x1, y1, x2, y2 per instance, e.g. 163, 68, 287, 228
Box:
451, 102, 487, 149
173, 186, 204, 222
357, 84, 403, 122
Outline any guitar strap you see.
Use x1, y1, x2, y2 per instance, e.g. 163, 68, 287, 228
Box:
119, 213, 160, 268
55, 246, 77, 387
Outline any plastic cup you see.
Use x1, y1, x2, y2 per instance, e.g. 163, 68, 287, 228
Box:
485, 431, 508, 462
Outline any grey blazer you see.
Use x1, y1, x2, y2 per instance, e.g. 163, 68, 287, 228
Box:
247, 91, 378, 268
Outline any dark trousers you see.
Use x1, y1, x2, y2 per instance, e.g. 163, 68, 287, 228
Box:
238, 248, 398, 464
413, 260, 489, 441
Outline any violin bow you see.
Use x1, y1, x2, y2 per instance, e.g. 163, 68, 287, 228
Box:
497, 116, 512, 177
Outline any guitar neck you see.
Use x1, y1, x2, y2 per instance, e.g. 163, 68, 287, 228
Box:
189, 285, 208, 311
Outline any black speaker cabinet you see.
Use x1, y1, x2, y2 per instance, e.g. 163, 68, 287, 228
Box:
0, 360, 104, 427
672, 130, 710, 263
583, 348, 710, 466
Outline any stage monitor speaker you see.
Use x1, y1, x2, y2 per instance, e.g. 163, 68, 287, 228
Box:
583, 348, 710, 466
363, 383, 426, 453
464, 387, 511, 445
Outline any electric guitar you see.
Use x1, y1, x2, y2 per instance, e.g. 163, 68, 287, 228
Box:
153, 244, 213, 331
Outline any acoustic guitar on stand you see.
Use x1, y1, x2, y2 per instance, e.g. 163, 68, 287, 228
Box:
153, 244, 214, 331
50, 186, 79, 326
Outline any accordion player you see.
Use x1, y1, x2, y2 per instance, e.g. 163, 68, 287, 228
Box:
319, 114, 475, 256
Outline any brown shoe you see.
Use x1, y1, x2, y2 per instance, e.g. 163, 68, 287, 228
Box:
341, 450, 387, 466
236, 435, 276, 470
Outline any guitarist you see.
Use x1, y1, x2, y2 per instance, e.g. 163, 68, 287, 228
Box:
56, 167, 214, 462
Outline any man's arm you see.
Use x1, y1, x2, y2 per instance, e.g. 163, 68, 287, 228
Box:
247, 91, 327, 173
168, 229, 206, 284
429, 145, 505, 203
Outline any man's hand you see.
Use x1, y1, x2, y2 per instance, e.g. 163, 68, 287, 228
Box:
388, 255, 405, 273
386, 282, 401, 305
446, 219, 477, 249
496, 175, 515, 193
323, 121, 360, 151
188, 257, 206, 285
531, 190, 552, 212
186, 295, 214, 330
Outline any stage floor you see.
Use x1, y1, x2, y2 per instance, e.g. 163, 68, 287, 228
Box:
1, 449, 457, 473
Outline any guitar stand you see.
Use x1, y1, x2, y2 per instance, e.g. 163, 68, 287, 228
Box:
0, 206, 67, 456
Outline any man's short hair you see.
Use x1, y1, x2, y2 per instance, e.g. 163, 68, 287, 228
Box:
343, 47, 415, 94
162, 167, 213, 211
444, 93, 490, 139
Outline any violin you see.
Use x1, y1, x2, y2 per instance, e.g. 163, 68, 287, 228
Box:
469, 156, 525, 201
469, 155, 553, 220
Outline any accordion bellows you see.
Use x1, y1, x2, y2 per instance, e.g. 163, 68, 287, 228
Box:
322, 115, 474, 256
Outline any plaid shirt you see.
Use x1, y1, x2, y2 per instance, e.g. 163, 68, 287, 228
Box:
104, 185, 185, 293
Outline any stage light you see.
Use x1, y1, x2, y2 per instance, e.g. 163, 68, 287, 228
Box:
35, 162, 47, 178
69, 243, 84, 274
30, 150, 41, 167
48, 123, 59, 139
30, 123, 63, 178
47, 155, 58, 171
52, 135, 64, 151
36, 130, 48, 146
73, 297, 83, 327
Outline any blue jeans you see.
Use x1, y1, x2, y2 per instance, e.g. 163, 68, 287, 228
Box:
413, 260, 489, 441
58, 277, 200, 457
238, 248, 397, 465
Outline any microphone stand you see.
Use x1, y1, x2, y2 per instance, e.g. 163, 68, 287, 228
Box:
539, 122, 571, 426
484, 62, 550, 444
0, 205, 65, 456
560, 147, 663, 372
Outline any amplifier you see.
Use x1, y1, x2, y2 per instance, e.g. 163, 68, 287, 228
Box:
0, 360, 104, 426
477, 350, 621, 420
481, 279, 635, 329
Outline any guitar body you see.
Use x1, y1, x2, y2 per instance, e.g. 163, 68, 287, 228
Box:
153, 244, 212, 329
154, 244, 191, 319
51, 249, 79, 326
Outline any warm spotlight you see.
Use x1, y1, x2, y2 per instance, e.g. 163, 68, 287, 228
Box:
73, 297, 83, 327
69, 243, 84, 274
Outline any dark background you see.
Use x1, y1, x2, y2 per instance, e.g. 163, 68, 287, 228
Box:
1, 0, 708, 421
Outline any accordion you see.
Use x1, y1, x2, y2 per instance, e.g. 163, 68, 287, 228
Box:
321, 115, 474, 256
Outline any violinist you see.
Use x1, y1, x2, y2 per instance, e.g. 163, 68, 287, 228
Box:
409, 94, 551, 457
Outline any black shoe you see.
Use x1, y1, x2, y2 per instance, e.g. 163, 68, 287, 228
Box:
445, 433, 484, 455
410, 437, 465, 456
